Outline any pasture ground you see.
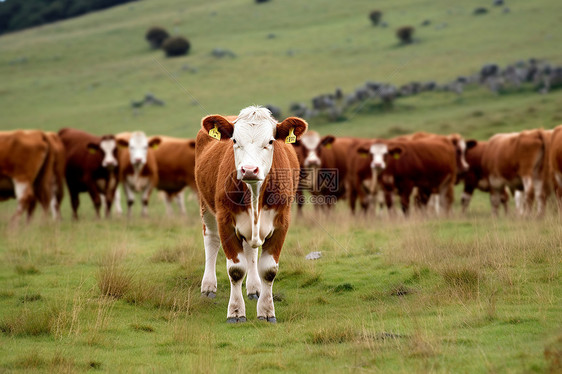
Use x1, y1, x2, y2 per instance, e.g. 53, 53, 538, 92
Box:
0, 193, 560, 373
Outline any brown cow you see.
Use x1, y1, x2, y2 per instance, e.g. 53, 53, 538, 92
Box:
356, 137, 458, 215
293, 131, 356, 212
459, 140, 511, 213
195, 106, 306, 323
346, 138, 385, 214
150, 135, 197, 215
114, 132, 161, 217
0, 130, 50, 224
58, 128, 120, 219
481, 130, 549, 216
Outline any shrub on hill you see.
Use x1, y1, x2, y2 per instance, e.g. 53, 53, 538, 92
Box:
145, 26, 170, 49
396, 26, 415, 44
369, 10, 382, 26
162, 36, 191, 57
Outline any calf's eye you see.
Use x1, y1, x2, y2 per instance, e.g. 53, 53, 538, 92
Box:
269, 140, 273, 145
232, 139, 237, 144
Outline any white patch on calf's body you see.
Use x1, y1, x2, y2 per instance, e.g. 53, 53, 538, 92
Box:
235, 207, 276, 249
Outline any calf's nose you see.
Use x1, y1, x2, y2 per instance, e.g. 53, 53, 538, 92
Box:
241, 165, 260, 180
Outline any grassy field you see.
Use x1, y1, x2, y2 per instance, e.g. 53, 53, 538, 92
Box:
1, 0, 562, 372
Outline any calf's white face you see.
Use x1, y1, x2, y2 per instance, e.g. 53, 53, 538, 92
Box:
369, 143, 389, 171
128, 131, 149, 168
301, 132, 322, 168
99, 138, 118, 169
231, 107, 277, 182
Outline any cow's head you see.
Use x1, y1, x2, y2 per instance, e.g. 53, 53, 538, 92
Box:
117, 132, 161, 169
448, 134, 473, 173
202, 106, 307, 182
87, 135, 119, 170
299, 131, 335, 168
357, 141, 402, 172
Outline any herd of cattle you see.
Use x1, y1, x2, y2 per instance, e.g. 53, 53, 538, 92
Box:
2, 105, 562, 322
1, 111, 562, 226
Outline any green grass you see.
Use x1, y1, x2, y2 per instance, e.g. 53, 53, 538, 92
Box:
1, 0, 562, 372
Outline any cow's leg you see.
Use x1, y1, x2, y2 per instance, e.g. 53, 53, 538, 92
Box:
243, 241, 261, 300
163, 193, 174, 216
201, 209, 220, 298
141, 184, 152, 218
295, 189, 304, 216
216, 212, 246, 322
114, 187, 123, 216
69, 188, 80, 220
513, 190, 524, 215
398, 184, 414, 215
258, 225, 287, 323
490, 188, 503, 216
175, 190, 187, 215
87, 186, 102, 219
522, 176, 534, 215
123, 183, 135, 218
348, 185, 358, 214
461, 184, 475, 214
500, 188, 509, 214
533, 178, 545, 216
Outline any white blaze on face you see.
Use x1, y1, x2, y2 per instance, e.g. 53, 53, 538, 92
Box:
99, 138, 118, 168
458, 138, 469, 171
369, 143, 388, 170
232, 106, 277, 181
128, 131, 149, 168
301, 132, 321, 167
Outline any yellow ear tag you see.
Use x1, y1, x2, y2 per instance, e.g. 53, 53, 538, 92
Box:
393, 153, 400, 160
88, 148, 97, 154
324, 143, 332, 149
151, 144, 159, 150
285, 128, 296, 144
209, 125, 221, 141
360, 152, 368, 158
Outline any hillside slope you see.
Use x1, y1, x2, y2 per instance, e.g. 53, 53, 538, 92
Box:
1, 0, 561, 139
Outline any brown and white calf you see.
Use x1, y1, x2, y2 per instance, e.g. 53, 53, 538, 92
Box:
293, 131, 355, 212
195, 106, 307, 323
356, 137, 458, 215
58, 128, 120, 219
481, 130, 550, 216
150, 135, 198, 215
114, 132, 161, 217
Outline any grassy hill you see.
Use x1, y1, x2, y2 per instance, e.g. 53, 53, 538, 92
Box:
0, 0, 561, 373
1, 0, 561, 139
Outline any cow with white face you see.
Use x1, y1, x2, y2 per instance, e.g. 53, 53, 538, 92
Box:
195, 105, 307, 323
58, 128, 121, 219
114, 132, 161, 217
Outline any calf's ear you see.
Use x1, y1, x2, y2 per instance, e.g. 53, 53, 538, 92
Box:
117, 139, 129, 148
357, 145, 370, 157
148, 137, 161, 149
321, 135, 336, 147
202, 115, 234, 140
276, 117, 308, 142
87, 142, 100, 154
388, 144, 405, 159
466, 139, 478, 149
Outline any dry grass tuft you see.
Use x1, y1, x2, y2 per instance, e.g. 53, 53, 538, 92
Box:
15, 264, 40, 275
440, 266, 481, 296
310, 324, 357, 344
0, 306, 55, 336
97, 249, 133, 299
